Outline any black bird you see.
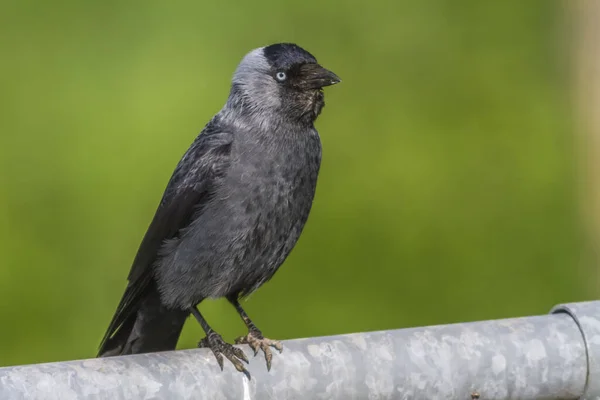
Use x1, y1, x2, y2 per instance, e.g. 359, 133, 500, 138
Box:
98, 43, 340, 376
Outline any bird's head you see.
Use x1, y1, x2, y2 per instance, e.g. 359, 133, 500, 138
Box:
227, 43, 340, 125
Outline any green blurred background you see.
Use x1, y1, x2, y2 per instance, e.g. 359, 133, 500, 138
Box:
0, 0, 591, 367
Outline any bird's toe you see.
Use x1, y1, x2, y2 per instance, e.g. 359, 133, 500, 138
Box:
232, 346, 249, 364
261, 344, 273, 371
199, 333, 250, 377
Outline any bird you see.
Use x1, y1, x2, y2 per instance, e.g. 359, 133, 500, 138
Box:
98, 43, 340, 377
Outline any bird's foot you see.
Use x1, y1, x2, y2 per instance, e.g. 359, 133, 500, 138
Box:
235, 328, 283, 371
198, 332, 250, 378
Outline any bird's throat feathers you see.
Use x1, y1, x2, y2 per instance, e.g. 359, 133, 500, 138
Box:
221, 84, 321, 133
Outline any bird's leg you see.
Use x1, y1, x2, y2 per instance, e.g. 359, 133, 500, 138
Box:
190, 306, 249, 377
228, 297, 283, 371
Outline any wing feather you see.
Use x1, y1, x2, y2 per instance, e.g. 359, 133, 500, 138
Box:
98, 129, 233, 352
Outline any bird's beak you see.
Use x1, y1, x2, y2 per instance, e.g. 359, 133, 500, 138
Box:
299, 63, 341, 89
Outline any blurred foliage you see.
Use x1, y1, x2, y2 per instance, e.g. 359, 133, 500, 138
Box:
0, 0, 588, 367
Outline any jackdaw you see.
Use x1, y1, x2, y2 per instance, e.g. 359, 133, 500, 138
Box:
98, 43, 340, 376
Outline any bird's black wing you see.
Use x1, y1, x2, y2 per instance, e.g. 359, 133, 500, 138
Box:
99, 128, 233, 353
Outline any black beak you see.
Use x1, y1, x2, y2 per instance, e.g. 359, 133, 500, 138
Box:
299, 63, 341, 89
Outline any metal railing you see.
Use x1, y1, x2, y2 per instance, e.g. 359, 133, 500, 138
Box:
0, 301, 598, 399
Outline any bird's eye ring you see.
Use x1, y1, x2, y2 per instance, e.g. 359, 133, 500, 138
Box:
275, 71, 287, 82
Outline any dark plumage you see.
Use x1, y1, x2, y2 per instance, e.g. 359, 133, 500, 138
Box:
98, 43, 340, 376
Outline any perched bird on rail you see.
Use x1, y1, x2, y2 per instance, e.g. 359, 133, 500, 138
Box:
98, 43, 340, 376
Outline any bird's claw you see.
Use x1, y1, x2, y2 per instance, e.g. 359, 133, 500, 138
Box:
235, 329, 283, 371
198, 333, 250, 378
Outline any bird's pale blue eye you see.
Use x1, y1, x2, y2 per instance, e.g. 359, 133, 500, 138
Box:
275, 71, 287, 82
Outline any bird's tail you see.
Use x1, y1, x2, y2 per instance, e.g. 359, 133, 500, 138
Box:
98, 285, 189, 357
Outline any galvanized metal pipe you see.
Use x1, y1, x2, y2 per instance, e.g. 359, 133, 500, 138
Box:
0, 301, 598, 400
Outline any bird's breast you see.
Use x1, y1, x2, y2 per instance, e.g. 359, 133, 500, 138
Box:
222, 132, 321, 264
233, 135, 320, 218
